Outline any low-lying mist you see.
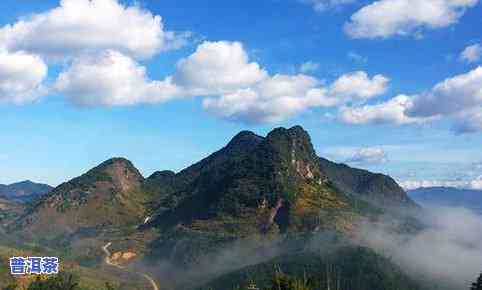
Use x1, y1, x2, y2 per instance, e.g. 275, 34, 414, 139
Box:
142, 236, 285, 289
132, 206, 482, 290
355, 206, 482, 289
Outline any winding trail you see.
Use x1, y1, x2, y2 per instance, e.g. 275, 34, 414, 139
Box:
102, 242, 159, 290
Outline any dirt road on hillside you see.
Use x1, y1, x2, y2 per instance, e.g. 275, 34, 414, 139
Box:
102, 242, 159, 290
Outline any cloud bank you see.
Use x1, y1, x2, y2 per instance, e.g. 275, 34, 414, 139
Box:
53, 40, 389, 124
400, 178, 482, 190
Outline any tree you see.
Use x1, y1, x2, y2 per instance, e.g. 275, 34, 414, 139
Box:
27, 273, 79, 290
471, 273, 482, 290
23, 274, 116, 290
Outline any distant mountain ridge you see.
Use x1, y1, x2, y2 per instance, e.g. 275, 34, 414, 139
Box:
318, 158, 416, 208
0, 180, 52, 203
408, 186, 482, 214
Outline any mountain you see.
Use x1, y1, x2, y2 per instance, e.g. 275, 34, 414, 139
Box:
14, 127, 415, 247
142, 126, 415, 265
0, 197, 24, 227
0, 180, 52, 203
408, 186, 482, 214
318, 158, 417, 208
6, 126, 423, 290
14, 158, 148, 242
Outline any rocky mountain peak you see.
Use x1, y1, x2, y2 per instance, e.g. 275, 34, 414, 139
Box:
266, 126, 317, 158
264, 126, 322, 182
90, 157, 144, 192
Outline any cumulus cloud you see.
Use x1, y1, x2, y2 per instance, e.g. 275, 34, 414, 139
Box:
407, 66, 482, 133
300, 0, 357, 12
460, 44, 482, 63
202, 74, 323, 123
0, 0, 188, 60
346, 147, 388, 164
345, 0, 479, 39
340, 67, 482, 133
55, 50, 182, 106
299, 61, 320, 73
0, 49, 47, 104
357, 207, 482, 289
203, 69, 389, 124
170, 41, 388, 124
173, 41, 268, 95
329, 71, 389, 102
338, 95, 431, 125
408, 66, 482, 117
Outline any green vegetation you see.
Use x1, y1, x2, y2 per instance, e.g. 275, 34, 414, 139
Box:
2, 126, 427, 290
318, 157, 417, 208
200, 246, 421, 290
472, 273, 482, 290
2, 273, 118, 290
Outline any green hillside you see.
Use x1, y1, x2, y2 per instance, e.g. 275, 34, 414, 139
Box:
198, 246, 422, 290
3, 126, 424, 290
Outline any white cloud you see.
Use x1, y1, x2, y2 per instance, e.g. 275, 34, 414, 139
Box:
347, 51, 368, 63
171, 41, 388, 124
299, 61, 320, 73
173, 41, 268, 95
460, 44, 482, 63
346, 147, 388, 164
338, 95, 430, 125
452, 110, 482, 133
55, 50, 182, 106
202, 74, 323, 124
407, 66, 482, 133
46, 38, 390, 124
400, 178, 482, 190
0, 49, 47, 104
339, 67, 482, 133
300, 0, 357, 12
345, 0, 479, 39
203, 70, 389, 124
409, 66, 482, 117
0, 0, 187, 60
329, 71, 389, 102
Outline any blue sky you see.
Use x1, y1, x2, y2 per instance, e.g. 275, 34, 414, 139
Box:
0, 0, 482, 189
